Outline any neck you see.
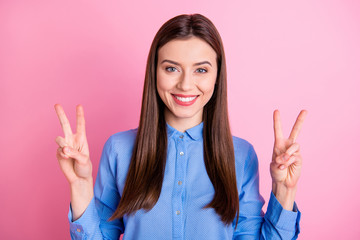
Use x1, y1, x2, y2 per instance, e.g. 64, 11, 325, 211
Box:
164, 108, 203, 132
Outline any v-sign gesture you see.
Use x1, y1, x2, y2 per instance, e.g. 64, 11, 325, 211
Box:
54, 104, 94, 220
54, 104, 93, 184
270, 109, 307, 210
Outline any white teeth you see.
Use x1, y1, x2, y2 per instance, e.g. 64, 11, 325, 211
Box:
174, 95, 197, 102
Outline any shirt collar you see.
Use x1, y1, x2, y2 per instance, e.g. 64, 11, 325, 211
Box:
166, 122, 203, 141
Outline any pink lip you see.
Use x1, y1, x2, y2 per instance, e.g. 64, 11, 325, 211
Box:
171, 94, 199, 106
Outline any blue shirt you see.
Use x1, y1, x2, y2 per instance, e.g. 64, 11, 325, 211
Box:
68, 122, 301, 239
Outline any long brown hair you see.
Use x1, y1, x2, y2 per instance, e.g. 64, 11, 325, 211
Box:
110, 14, 238, 226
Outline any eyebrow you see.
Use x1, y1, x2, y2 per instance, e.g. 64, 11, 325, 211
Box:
160, 59, 212, 67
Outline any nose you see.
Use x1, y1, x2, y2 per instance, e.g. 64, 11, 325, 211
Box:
177, 71, 194, 91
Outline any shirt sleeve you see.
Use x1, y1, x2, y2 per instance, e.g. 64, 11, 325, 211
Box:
233, 144, 301, 240
68, 136, 124, 240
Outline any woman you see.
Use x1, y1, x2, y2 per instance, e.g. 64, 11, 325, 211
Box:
55, 14, 306, 239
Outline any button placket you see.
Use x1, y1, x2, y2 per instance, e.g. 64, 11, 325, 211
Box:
172, 133, 185, 239
177, 135, 185, 190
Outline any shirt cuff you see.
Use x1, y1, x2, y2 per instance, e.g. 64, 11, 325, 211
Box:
265, 191, 301, 233
68, 197, 101, 239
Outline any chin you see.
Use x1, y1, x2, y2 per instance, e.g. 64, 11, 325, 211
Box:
172, 108, 202, 119
173, 112, 196, 119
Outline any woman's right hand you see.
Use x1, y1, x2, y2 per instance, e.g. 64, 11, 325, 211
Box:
54, 104, 93, 184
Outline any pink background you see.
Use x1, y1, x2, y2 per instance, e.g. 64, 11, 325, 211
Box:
1, 0, 359, 239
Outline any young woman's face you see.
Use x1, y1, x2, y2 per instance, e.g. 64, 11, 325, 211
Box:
156, 37, 218, 128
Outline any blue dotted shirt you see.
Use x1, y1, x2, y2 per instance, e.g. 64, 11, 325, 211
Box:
68, 122, 301, 239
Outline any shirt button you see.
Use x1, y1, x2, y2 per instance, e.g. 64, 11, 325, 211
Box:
179, 135, 184, 139
178, 181, 182, 185
176, 210, 181, 215
76, 228, 81, 233
179, 152, 184, 156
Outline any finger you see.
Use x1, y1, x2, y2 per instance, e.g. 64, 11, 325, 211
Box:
273, 109, 284, 140
54, 104, 73, 138
63, 146, 88, 165
280, 153, 303, 169
55, 136, 67, 148
274, 153, 288, 165
289, 110, 308, 142
285, 142, 300, 158
279, 155, 297, 169
274, 151, 298, 165
279, 156, 296, 170
76, 104, 86, 135
57, 147, 69, 159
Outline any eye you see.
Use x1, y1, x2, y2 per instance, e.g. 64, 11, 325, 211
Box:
165, 66, 177, 72
196, 68, 207, 73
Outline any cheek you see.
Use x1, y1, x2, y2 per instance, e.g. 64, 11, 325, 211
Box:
198, 76, 216, 96
156, 71, 166, 93
156, 72, 172, 100
157, 70, 178, 93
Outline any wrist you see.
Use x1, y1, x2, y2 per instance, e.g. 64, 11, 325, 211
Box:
272, 183, 297, 211
70, 178, 94, 202
70, 177, 93, 188
69, 178, 94, 221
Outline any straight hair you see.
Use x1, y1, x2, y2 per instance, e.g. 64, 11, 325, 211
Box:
110, 14, 239, 226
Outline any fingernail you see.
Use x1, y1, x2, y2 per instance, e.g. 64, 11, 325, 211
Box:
283, 155, 288, 161
65, 147, 70, 153
280, 165, 285, 170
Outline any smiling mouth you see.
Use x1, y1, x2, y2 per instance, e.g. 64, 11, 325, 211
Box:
174, 95, 197, 102
171, 94, 199, 106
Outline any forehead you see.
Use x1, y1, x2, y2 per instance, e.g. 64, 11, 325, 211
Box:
157, 37, 217, 64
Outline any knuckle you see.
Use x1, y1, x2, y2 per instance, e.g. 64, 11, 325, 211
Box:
62, 146, 69, 154
58, 150, 68, 159
270, 162, 280, 171
288, 156, 296, 163
275, 156, 283, 164
55, 136, 61, 144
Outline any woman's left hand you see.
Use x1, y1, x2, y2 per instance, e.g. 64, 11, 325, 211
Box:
270, 109, 307, 209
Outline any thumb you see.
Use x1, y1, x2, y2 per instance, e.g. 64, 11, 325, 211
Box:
63, 146, 88, 165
